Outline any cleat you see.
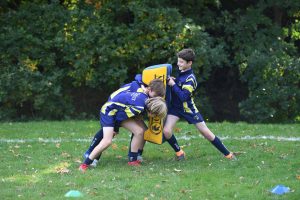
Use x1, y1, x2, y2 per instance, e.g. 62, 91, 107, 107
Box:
90, 159, 99, 167
176, 150, 185, 161
128, 160, 141, 166
79, 163, 89, 172
225, 152, 237, 160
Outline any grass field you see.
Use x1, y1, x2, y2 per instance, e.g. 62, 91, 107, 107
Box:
0, 121, 299, 200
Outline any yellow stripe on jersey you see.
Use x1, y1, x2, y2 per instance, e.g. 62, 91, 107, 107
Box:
137, 88, 144, 93
183, 102, 193, 113
108, 109, 118, 116
191, 98, 199, 113
101, 102, 126, 114
101, 102, 110, 114
182, 85, 194, 93
109, 86, 130, 99
101, 101, 144, 118
186, 75, 197, 88
125, 107, 135, 118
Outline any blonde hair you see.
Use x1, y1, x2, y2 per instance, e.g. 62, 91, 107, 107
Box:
148, 79, 166, 97
145, 97, 167, 119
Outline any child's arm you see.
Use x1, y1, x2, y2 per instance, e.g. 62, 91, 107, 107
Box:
168, 77, 195, 101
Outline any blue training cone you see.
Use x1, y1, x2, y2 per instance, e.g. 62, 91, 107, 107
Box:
64, 190, 83, 197
270, 185, 290, 195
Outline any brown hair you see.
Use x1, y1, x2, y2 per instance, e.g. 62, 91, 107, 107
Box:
148, 78, 166, 97
177, 48, 195, 62
146, 97, 167, 119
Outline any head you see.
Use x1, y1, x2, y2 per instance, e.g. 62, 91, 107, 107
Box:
147, 78, 166, 98
145, 97, 167, 119
177, 48, 195, 71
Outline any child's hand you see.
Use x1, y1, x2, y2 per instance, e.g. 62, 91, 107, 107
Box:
167, 76, 176, 86
141, 84, 149, 93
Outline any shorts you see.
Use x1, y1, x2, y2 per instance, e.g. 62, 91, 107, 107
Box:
168, 107, 204, 124
100, 113, 121, 131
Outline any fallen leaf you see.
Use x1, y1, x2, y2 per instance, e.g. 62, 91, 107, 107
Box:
174, 127, 182, 133
56, 143, 60, 148
56, 168, 70, 174
180, 189, 192, 193
121, 146, 128, 151
111, 143, 118, 150
55, 162, 71, 174
296, 175, 300, 180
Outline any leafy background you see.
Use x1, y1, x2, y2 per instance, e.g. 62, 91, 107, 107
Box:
0, 0, 299, 123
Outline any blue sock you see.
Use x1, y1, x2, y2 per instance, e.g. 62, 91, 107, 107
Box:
85, 129, 103, 155
138, 149, 143, 156
83, 157, 94, 165
128, 151, 138, 161
128, 133, 134, 157
167, 134, 181, 152
211, 136, 230, 156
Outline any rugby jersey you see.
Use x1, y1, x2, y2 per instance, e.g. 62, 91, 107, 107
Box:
108, 74, 144, 100
171, 69, 199, 114
101, 90, 148, 122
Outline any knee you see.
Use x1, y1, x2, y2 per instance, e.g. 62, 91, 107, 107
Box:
133, 127, 144, 137
163, 127, 172, 139
102, 138, 112, 147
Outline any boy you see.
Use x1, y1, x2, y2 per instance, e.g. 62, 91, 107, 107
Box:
163, 48, 236, 160
79, 79, 167, 172
82, 77, 163, 167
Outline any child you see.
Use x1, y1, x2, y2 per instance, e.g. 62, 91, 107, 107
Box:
82, 78, 163, 167
163, 48, 236, 160
79, 80, 167, 172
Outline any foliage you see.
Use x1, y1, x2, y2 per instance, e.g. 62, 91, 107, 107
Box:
0, 0, 299, 122
0, 2, 73, 120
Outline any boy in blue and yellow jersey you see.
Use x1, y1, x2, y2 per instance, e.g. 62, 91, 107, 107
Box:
164, 48, 236, 160
79, 79, 167, 172
82, 78, 164, 167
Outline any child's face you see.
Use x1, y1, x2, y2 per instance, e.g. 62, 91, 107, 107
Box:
148, 89, 157, 98
177, 58, 192, 71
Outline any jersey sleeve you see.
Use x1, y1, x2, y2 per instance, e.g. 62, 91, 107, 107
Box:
172, 75, 197, 102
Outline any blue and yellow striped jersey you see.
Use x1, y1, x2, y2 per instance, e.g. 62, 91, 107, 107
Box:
108, 74, 144, 100
171, 69, 199, 113
101, 90, 148, 122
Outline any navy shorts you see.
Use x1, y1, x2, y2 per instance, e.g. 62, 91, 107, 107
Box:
168, 107, 204, 124
100, 113, 121, 132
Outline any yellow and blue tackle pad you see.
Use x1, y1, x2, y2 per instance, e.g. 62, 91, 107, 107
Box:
143, 64, 172, 144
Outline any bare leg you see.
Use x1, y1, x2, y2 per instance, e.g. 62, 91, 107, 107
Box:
195, 122, 231, 157
88, 127, 114, 160
163, 115, 183, 158
194, 122, 215, 141
121, 118, 145, 153
163, 114, 180, 139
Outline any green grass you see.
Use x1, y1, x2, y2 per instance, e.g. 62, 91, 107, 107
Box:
0, 121, 299, 199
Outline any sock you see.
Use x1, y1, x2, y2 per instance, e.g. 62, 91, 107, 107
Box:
128, 151, 138, 161
95, 153, 102, 161
83, 157, 94, 165
138, 149, 143, 156
86, 129, 103, 155
211, 136, 230, 156
128, 133, 134, 157
167, 134, 181, 152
